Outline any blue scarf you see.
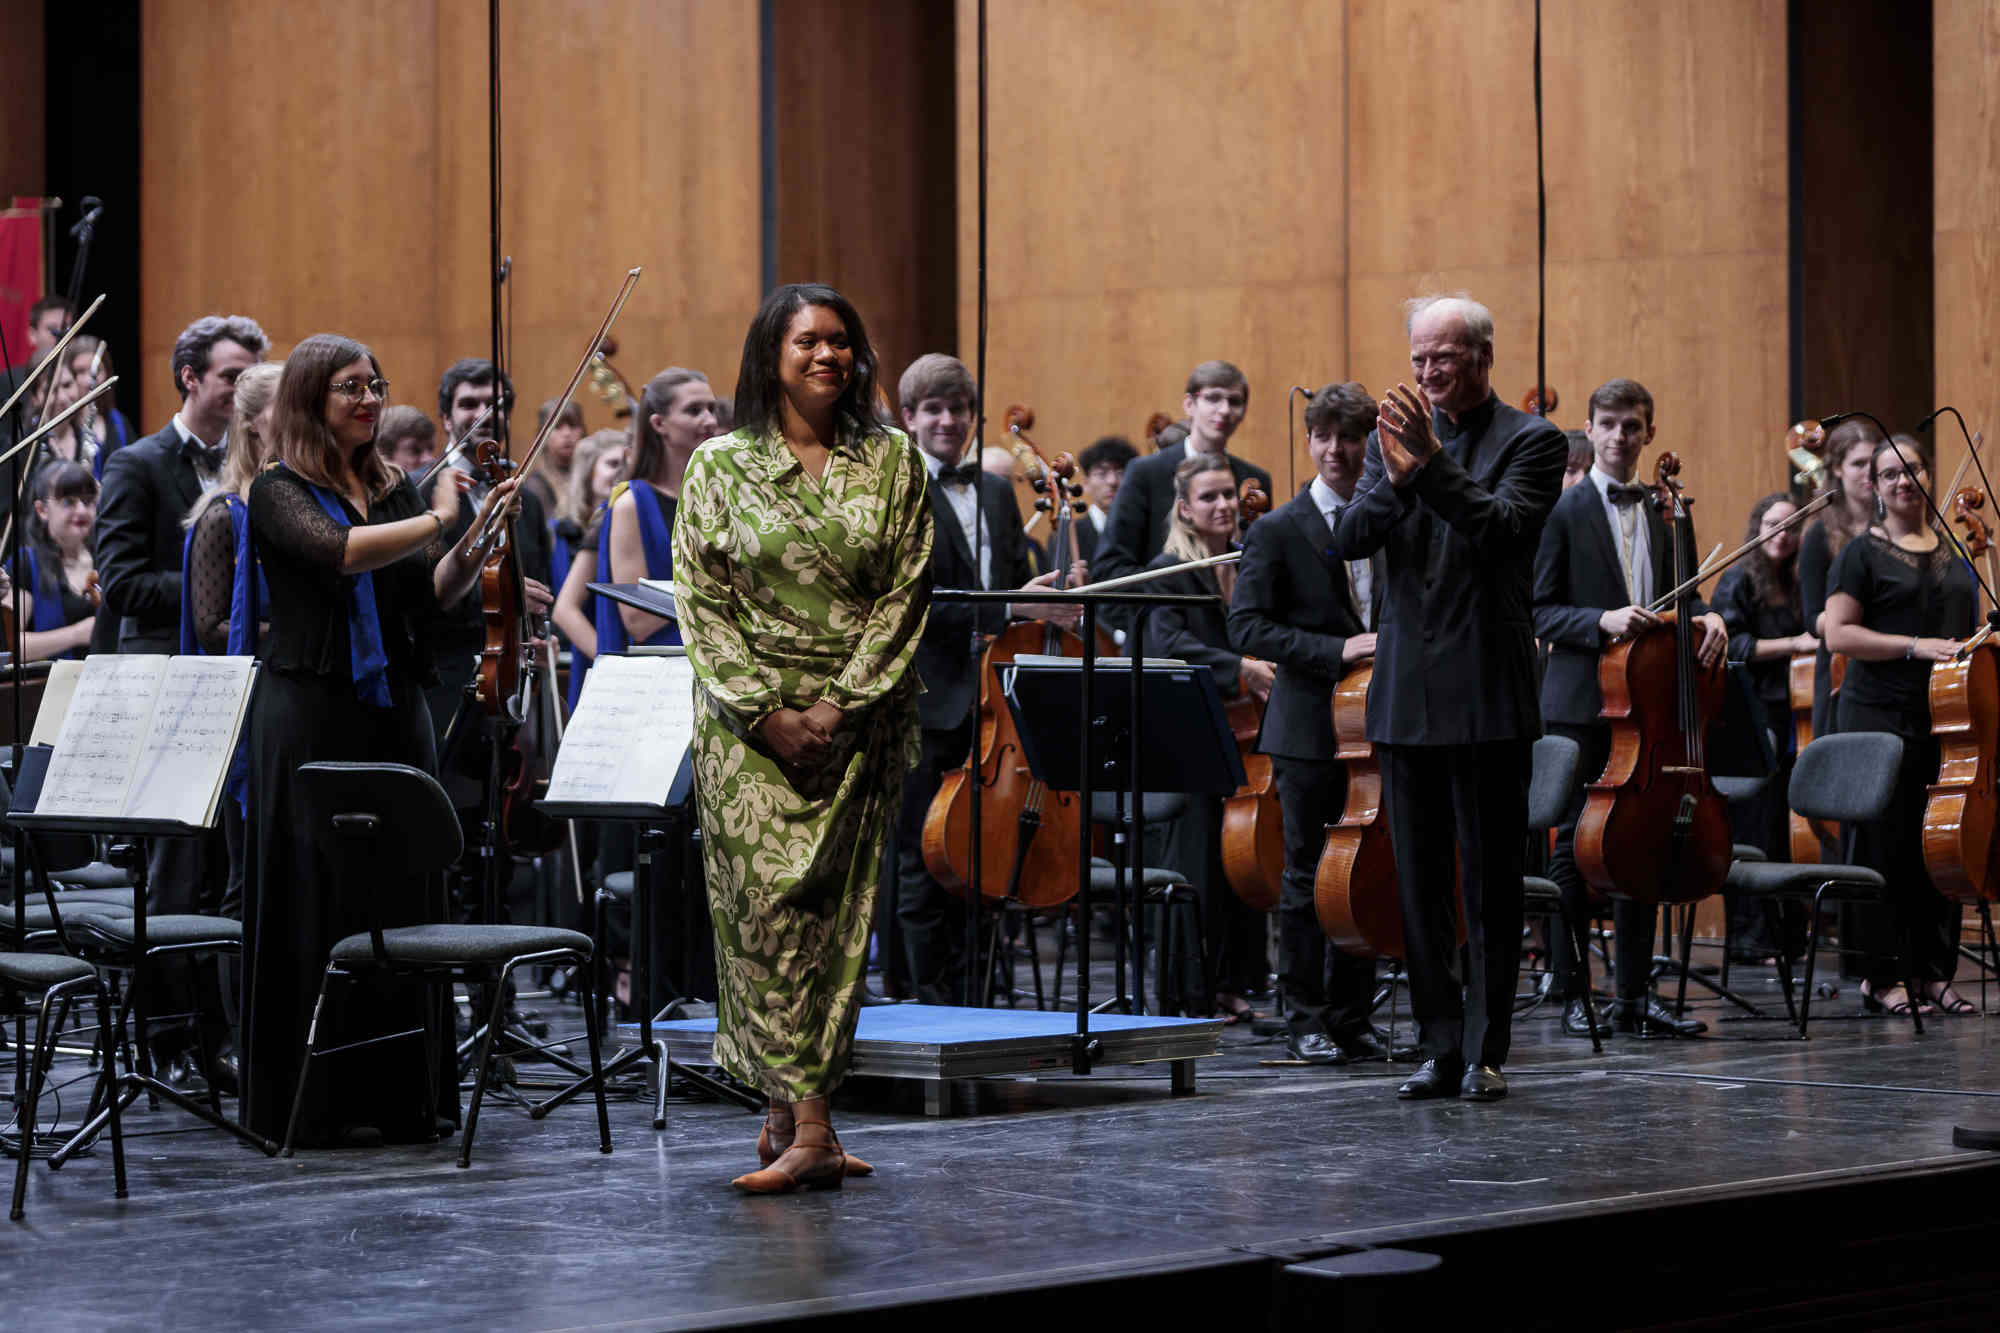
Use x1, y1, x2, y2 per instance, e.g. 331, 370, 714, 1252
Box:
592, 479, 681, 658
179, 495, 262, 809
15, 549, 80, 657
287, 468, 394, 708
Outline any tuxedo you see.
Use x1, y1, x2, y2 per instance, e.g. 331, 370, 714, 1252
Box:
1532, 469, 1710, 1009
95, 421, 212, 652
1327, 392, 1565, 1070
1228, 484, 1385, 1039
896, 466, 1034, 1002
1093, 443, 1271, 622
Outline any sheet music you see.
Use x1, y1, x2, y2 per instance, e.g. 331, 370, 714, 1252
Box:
125, 657, 257, 826
28, 659, 86, 748
36, 655, 170, 818
546, 653, 695, 808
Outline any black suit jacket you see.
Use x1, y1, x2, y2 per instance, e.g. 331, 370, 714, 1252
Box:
1532, 476, 1708, 727
1142, 552, 1240, 692
1327, 393, 1565, 746
1093, 443, 1273, 592
95, 422, 206, 652
1228, 486, 1383, 761
914, 469, 1034, 730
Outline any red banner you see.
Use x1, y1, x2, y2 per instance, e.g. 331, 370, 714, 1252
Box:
0, 207, 45, 366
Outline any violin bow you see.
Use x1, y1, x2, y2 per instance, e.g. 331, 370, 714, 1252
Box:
0, 293, 106, 426
464, 267, 642, 552
1643, 491, 1833, 615
1071, 549, 1241, 595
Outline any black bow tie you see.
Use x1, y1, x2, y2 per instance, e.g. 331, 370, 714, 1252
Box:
937, 462, 980, 488
183, 438, 224, 473
1607, 483, 1650, 507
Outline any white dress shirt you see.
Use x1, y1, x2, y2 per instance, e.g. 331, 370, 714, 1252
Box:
1589, 464, 1651, 606
1311, 475, 1373, 630
925, 452, 992, 589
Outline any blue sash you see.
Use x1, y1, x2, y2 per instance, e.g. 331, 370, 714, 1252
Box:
14, 549, 79, 657
592, 479, 680, 657
287, 468, 394, 708
549, 520, 574, 605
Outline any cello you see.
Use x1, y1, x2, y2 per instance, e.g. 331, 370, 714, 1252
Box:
921, 406, 1106, 908
1219, 481, 1283, 911
1921, 486, 2000, 905
1313, 658, 1423, 956
1575, 453, 1733, 904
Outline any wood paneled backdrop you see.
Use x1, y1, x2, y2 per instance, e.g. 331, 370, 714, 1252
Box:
136, 0, 1992, 568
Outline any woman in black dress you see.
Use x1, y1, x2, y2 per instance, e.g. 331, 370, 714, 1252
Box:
1711, 492, 1816, 960
240, 333, 523, 1145
1823, 440, 1976, 1017
1143, 453, 1274, 1020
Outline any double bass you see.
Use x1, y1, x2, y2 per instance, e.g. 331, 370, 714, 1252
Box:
1219, 481, 1283, 910
1922, 486, 2000, 905
921, 406, 1107, 908
1575, 453, 1733, 904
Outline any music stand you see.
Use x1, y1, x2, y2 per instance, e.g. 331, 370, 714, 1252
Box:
587, 581, 677, 622
531, 646, 761, 1125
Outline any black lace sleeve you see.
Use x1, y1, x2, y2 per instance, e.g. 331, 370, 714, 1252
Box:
249, 468, 351, 571
187, 501, 238, 654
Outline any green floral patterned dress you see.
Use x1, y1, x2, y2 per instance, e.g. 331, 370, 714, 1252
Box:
672, 420, 932, 1100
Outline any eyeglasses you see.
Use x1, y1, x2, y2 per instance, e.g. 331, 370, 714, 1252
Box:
330, 376, 391, 403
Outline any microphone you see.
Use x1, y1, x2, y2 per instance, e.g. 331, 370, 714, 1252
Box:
68, 197, 103, 238
1816, 411, 1855, 429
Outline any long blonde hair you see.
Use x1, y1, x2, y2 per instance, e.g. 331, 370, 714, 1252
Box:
1162, 453, 1236, 564
186, 361, 282, 529
564, 427, 628, 525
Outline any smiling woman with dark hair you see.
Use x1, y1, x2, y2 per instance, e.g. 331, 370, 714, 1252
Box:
674, 284, 931, 1194
239, 333, 526, 1147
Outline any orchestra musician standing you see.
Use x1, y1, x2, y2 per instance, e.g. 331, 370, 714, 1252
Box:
1797, 421, 1880, 737
1226, 381, 1389, 1063
1533, 379, 1728, 1038
1821, 440, 1977, 1017
673, 284, 932, 1193
1710, 493, 1816, 963
1326, 295, 1565, 1102
890, 353, 1076, 1005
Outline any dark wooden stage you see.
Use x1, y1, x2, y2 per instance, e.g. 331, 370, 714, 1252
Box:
7, 954, 2000, 1330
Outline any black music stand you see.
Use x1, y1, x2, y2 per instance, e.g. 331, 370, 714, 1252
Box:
530, 646, 761, 1125
588, 581, 677, 622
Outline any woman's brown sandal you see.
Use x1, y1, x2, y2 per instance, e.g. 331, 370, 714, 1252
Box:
759, 1113, 873, 1176
731, 1118, 847, 1194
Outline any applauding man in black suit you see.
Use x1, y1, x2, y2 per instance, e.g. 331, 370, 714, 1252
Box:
1532, 378, 1728, 1037
891, 354, 1078, 1004
1229, 381, 1387, 1064
1327, 296, 1565, 1102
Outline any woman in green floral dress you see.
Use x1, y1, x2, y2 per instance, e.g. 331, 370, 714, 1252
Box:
673, 283, 932, 1193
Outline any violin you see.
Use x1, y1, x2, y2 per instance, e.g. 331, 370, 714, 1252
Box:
1144, 412, 1177, 452
1575, 453, 1733, 904
1921, 486, 2000, 905
1219, 481, 1282, 910
922, 406, 1111, 907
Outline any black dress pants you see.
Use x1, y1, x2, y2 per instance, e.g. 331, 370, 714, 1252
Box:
897, 722, 972, 1005
1272, 756, 1376, 1038
1546, 722, 1659, 1007
141, 823, 232, 1059
1379, 739, 1530, 1069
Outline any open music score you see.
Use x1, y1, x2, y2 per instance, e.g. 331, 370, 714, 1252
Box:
35, 655, 257, 827
544, 652, 695, 811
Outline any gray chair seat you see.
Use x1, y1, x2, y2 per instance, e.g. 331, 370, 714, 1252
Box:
2, 901, 134, 930
1522, 875, 1562, 907
1087, 858, 1188, 893
52, 888, 138, 908
1713, 776, 1769, 802
0, 951, 97, 987
601, 871, 633, 901
55, 862, 137, 892
1724, 858, 1884, 898
1088, 790, 1189, 826
64, 913, 242, 949
1731, 843, 1768, 864
330, 924, 594, 965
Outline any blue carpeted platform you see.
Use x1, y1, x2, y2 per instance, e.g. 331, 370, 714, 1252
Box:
645, 1003, 1223, 1111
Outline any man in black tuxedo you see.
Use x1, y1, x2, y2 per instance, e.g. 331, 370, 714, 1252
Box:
1533, 377, 1727, 1038
1050, 435, 1137, 572
1228, 381, 1388, 1065
1327, 296, 1564, 1103
94, 313, 267, 1090
1093, 362, 1272, 624
891, 354, 1078, 1004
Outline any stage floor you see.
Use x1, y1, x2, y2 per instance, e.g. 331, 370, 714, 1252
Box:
6, 961, 2000, 1329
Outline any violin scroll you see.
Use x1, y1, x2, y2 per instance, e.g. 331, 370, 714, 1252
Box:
1953, 487, 1992, 558
1520, 384, 1559, 417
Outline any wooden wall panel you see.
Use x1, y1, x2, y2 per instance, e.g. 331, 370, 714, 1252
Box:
141, 0, 760, 441
1934, 0, 2000, 504
957, 0, 1347, 477
0, 2, 44, 203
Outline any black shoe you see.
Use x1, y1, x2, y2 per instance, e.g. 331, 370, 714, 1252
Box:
1615, 999, 1708, 1036
159, 1051, 210, 1096
1562, 997, 1612, 1038
1460, 1065, 1507, 1101
1396, 1058, 1464, 1099
1328, 1027, 1388, 1063
1284, 1031, 1351, 1065
204, 1049, 241, 1097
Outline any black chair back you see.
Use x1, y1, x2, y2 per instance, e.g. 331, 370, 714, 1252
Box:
295, 763, 464, 961
1526, 733, 1581, 832
1788, 732, 1904, 825
1088, 790, 1189, 825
